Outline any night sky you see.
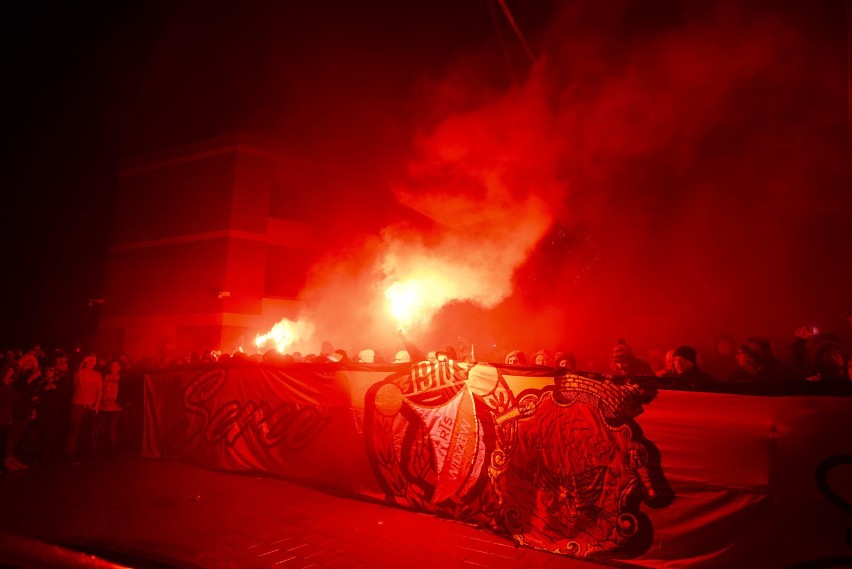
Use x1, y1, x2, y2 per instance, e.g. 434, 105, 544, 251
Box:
3, 0, 851, 361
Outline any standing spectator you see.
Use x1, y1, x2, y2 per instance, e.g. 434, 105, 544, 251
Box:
704, 334, 739, 381
805, 340, 851, 393
65, 353, 102, 462
99, 360, 124, 456
1, 364, 18, 471
52, 353, 73, 459
35, 364, 63, 464
7, 354, 41, 469
117, 361, 144, 454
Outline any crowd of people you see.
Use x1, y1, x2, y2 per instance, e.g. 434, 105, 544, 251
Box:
2, 314, 851, 473
0, 345, 143, 473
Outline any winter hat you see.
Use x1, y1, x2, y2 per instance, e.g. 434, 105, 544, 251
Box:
673, 345, 698, 365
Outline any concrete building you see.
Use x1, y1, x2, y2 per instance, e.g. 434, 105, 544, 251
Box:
98, 134, 320, 358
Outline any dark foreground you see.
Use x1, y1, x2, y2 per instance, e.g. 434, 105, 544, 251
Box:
0, 456, 605, 569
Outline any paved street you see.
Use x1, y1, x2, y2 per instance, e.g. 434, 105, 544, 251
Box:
0, 456, 608, 569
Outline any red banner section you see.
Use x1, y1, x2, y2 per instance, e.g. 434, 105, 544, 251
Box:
143, 363, 852, 568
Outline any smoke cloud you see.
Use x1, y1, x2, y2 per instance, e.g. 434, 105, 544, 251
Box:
281, 1, 850, 365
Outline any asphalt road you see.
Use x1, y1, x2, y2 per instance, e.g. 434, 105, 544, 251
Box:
0, 456, 607, 569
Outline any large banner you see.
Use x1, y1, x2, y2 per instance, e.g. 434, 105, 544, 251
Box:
144, 362, 852, 568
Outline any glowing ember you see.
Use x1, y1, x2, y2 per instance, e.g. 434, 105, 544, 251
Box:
255, 318, 314, 353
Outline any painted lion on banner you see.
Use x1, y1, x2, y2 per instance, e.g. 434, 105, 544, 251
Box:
492, 376, 662, 557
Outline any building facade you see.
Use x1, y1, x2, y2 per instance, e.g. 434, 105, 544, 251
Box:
98, 134, 319, 358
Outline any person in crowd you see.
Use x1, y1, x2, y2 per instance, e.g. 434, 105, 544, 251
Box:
99, 360, 124, 457
670, 345, 717, 390
610, 339, 655, 378
1, 363, 18, 472
6, 354, 41, 469
29, 344, 46, 368
355, 349, 376, 363
393, 350, 411, 363
656, 349, 676, 377
116, 359, 144, 454
727, 337, 793, 384
804, 340, 851, 393
785, 324, 819, 380
504, 351, 527, 365
704, 334, 739, 381
35, 364, 64, 465
319, 341, 335, 360
68, 343, 84, 374
532, 350, 553, 367
553, 351, 576, 371
51, 352, 74, 458
65, 353, 102, 462
95, 354, 110, 376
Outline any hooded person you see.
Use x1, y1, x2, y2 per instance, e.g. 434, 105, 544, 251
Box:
532, 350, 553, 367
553, 351, 576, 371
670, 345, 717, 390
504, 351, 527, 366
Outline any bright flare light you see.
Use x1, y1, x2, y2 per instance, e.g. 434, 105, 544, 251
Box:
385, 280, 425, 330
383, 271, 460, 333
255, 318, 314, 354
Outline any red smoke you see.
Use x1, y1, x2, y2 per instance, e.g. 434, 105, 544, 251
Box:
280, 1, 850, 366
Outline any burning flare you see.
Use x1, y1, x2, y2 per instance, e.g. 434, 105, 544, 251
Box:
255, 318, 315, 354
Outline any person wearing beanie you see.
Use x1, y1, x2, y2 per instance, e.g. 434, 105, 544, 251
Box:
728, 337, 794, 385
610, 340, 655, 378
671, 345, 717, 390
